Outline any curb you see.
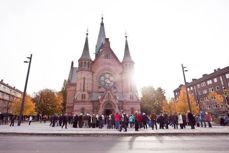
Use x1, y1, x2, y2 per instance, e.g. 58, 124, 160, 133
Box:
1, 132, 229, 136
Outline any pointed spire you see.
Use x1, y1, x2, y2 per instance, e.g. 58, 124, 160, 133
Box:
122, 33, 133, 63
95, 16, 106, 56
79, 30, 91, 61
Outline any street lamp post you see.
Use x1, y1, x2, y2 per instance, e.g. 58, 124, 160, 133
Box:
181, 64, 192, 113
18, 54, 32, 126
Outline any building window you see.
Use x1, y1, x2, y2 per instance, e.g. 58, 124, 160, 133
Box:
220, 76, 224, 85
216, 86, 220, 91
203, 90, 207, 94
207, 80, 212, 85
226, 73, 229, 79
214, 78, 217, 83
209, 88, 214, 92
201, 82, 206, 87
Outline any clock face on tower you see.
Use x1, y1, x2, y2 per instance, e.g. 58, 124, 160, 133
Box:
99, 72, 114, 89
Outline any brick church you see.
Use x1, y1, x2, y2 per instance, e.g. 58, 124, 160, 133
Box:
65, 18, 140, 115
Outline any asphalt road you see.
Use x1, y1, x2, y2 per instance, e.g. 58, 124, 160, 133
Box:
0, 135, 228, 153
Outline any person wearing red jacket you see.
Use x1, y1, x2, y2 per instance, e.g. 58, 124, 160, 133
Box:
205, 112, 212, 128
135, 111, 142, 131
114, 112, 121, 129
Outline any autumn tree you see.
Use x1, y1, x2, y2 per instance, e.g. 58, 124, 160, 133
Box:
10, 95, 36, 116
140, 86, 166, 115
33, 89, 63, 116
176, 86, 199, 114
162, 99, 177, 114
207, 91, 224, 105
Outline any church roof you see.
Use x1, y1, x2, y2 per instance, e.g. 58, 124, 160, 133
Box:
93, 38, 122, 65
95, 17, 106, 56
122, 36, 134, 63
79, 32, 91, 61
67, 61, 78, 84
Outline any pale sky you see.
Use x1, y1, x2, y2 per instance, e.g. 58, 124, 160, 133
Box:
0, 0, 229, 98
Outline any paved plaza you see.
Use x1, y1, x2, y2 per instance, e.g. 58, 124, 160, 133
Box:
0, 122, 229, 136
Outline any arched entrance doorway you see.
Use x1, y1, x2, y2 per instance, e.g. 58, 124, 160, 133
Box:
103, 102, 114, 116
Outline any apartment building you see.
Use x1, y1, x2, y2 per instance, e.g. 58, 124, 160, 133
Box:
0, 79, 22, 114
174, 66, 229, 115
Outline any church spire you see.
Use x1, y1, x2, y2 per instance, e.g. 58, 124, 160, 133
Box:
122, 34, 133, 63
79, 31, 91, 61
95, 16, 106, 57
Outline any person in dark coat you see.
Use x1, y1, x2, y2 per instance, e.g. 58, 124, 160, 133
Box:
91, 114, 97, 128
73, 114, 78, 128
187, 111, 195, 129
163, 113, 169, 129
59, 115, 63, 127
98, 115, 103, 128
62, 114, 68, 129
119, 113, 128, 132
111, 113, 115, 129
182, 113, 187, 128
9, 115, 16, 126
142, 113, 149, 129
88, 114, 92, 128
157, 114, 164, 129
78, 113, 83, 128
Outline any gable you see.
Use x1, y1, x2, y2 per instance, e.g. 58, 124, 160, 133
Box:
92, 38, 123, 72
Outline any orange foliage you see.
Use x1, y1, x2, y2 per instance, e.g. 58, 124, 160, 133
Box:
162, 99, 177, 114
207, 91, 224, 105
176, 86, 199, 115
10, 96, 36, 116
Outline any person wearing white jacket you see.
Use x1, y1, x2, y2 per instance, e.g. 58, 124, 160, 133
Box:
29, 116, 33, 125
178, 113, 183, 129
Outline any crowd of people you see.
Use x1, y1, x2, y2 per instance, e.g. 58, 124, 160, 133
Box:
1, 111, 227, 131
46, 111, 215, 131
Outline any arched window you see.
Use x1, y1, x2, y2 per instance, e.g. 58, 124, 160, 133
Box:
81, 94, 86, 100
81, 107, 85, 114
131, 107, 134, 114
83, 77, 85, 91
87, 62, 90, 69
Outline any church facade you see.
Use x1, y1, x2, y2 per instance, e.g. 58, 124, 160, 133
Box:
65, 18, 140, 115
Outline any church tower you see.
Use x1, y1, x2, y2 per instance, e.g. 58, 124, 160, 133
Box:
74, 32, 93, 114
122, 35, 138, 103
